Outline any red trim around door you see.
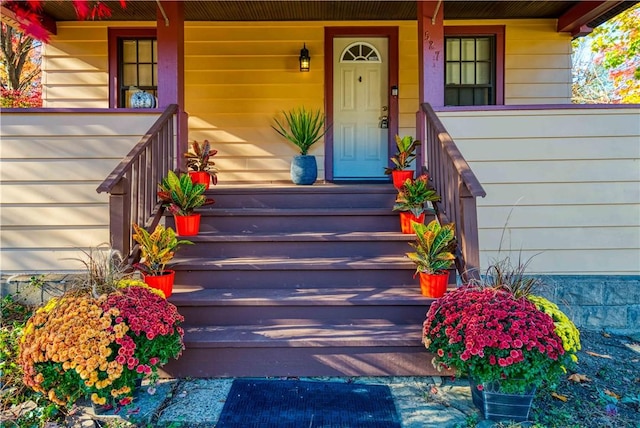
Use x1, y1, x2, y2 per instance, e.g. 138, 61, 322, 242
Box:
324, 26, 399, 182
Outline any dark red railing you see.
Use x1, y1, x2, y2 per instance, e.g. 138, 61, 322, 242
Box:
417, 103, 486, 282
96, 104, 178, 258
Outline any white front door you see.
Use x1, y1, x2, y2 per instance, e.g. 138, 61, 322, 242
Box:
333, 37, 389, 180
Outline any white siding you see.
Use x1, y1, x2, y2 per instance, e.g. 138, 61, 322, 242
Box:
0, 112, 161, 273
437, 108, 640, 275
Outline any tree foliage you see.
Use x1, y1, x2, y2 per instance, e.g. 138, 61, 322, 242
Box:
572, 4, 640, 103
0, 23, 41, 107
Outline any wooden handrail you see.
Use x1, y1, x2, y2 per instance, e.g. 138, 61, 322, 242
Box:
418, 103, 486, 282
96, 104, 179, 258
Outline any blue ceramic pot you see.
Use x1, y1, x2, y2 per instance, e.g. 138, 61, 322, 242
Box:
290, 155, 317, 185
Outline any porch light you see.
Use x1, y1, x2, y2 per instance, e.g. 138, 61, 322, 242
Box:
299, 43, 310, 72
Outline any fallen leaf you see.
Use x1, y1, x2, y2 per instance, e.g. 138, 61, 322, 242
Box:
602, 332, 611, 338
568, 373, 591, 383
604, 389, 621, 400
430, 386, 439, 395
586, 351, 613, 359
551, 392, 569, 402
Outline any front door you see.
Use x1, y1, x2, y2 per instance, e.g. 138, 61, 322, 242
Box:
332, 37, 389, 180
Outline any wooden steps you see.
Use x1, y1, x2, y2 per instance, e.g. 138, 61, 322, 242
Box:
161, 184, 449, 378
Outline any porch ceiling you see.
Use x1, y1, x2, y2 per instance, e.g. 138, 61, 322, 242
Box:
41, 1, 636, 28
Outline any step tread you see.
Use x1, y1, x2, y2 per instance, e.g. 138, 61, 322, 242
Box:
208, 183, 396, 195
169, 287, 434, 306
172, 256, 415, 270
184, 231, 415, 242
182, 323, 424, 348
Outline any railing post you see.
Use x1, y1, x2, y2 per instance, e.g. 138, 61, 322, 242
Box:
109, 177, 131, 258
459, 183, 482, 283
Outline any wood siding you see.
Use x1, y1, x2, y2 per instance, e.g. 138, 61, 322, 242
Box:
0, 111, 161, 273
41, 19, 571, 182
437, 108, 640, 275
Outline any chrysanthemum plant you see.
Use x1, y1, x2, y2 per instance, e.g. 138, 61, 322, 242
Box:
422, 258, 580, 394
19, 247, 185, 409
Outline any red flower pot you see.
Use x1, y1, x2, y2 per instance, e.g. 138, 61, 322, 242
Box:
188, 171, 210, 190
399, 211, 425, 234
143, 270, 175, 298
174, 213, 201, 236
419, 271, 450, 298
392, 170, 414, 189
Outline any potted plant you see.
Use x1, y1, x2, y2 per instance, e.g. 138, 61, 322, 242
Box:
384, 135, 421, 188
157, 170, 215, 236
392, 175, 440, 234
272, 107, 329, 185
18, 247, 185, 412
132, 222, 192, 297
184, 139, 218, 190
422, 284, 580, 422
406, 219, 455, 297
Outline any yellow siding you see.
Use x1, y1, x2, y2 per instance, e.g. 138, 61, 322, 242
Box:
0, 112, 161, 273
42, 19, 572, 182
437, 108, 640, 275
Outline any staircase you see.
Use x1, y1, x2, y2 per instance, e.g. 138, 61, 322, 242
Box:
161, 184, 451, 378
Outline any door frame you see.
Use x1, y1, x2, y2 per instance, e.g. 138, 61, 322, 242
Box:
324, 26, 399, 182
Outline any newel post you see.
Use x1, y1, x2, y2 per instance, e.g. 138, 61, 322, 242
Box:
459, 183, 481, 283
109, 178, 131, 258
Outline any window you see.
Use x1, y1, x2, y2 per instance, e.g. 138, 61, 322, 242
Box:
108, 29, 157, 108
445, 36, 495, 106
119, 38, 157, 108
340, 42, 382, 63
444, 26, 504, 106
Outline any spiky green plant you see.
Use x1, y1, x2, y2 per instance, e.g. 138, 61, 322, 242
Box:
158, 170, 214, 216
384, 135, 421, 174
393, 175, 440, 217
272, 107, 329, 155
407, 219, 456, 275
132, 223, 192, 276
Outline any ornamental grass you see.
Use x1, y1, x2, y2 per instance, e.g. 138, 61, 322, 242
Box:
19, 279, 184, 408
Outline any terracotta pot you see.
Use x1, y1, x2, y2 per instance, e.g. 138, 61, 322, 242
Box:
174, 213, 201, 236
392, 170, 414, 189
188, 171, 210, 190
419, 271, 450, 298
399, 211, 425, 234
143, 270, 175, 298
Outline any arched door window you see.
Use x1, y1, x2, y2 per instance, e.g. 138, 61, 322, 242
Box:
339, 42, 382, 63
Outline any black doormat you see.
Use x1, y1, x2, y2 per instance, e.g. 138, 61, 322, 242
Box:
217, 379, 402, 428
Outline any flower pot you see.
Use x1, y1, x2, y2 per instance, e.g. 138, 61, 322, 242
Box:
399, 211, 425, 234
143, 270, 175, 298
291, 155, 317, 185
188, 171, 210, 190
419, 271, 449, 297
392, 170, 414, 189
174, 213, 201, 236
469, 377, 536, 422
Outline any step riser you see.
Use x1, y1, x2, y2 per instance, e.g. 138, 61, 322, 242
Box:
177, 241, 413, 258
169, 215, 405, 234
209, 192, 396, 210
175, 269, 418, 289
176, 304, 429, 326
161, 347, 441, 378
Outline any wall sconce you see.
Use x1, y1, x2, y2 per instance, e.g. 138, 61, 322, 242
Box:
299, 43, 310, 72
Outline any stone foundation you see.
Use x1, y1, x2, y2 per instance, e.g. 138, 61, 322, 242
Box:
534, 275, 640, 335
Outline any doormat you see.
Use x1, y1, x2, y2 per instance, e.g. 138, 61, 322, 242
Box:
216, 379, 401, 428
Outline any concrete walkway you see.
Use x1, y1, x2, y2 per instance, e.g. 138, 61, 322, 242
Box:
72, 376, 490, 427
